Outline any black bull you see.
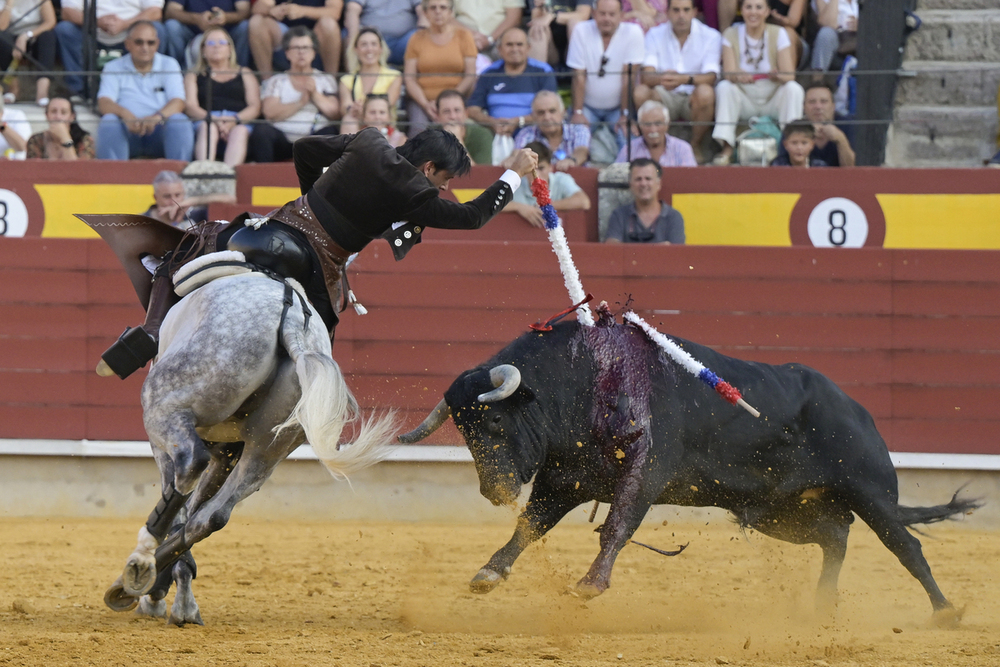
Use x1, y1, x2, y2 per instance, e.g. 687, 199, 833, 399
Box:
401, 320, 978, 619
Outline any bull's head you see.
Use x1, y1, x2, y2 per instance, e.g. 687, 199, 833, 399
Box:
399, 364, 542, 506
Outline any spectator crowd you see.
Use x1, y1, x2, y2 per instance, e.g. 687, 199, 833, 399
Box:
0, 0, 864, 167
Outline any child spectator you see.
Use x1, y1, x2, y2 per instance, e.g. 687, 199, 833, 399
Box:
505, 141, 590, 228
360, 94, 406, 147
770, 119, 827, 167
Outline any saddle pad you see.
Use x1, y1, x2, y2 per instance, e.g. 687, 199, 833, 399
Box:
173, 251, 251, 297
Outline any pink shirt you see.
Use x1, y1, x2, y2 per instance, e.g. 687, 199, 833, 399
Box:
616, 135, 697, 167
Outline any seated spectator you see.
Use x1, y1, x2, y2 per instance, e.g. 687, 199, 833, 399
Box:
467, 28, 557, 138
359, 94, 406, 146
248, 26, 338, 162
96, 22, 194, 160
604, 157, 684, 244
811, 0, 857, 73
515, 90, 590, 170
616, 100, 695, 166
436, 88, 491, 165
143, 169, 235, 229
505, 141, 590, 228
527, 0, 591, 67
770, 119, 826, 167
775, 81, 853, 166
452, 0, 521, 60
767, 0, 806, 68
711, 0, 803, 165
0, 93, 29, 158
621, 0, 666, 33
343, 0, 424, 69
340, 27, 402, 135
164, 0, 251, 68
248, 0, 342, 79
26, 96, 95, 159
566, 0, 645, 156
633, 0, 721, 164
403, 0, 476, 137
56, 0, 167, 98
184, 26, 260, 166
0, 0, 57, 105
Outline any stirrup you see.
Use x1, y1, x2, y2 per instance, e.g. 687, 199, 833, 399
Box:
97, 327, 158, 379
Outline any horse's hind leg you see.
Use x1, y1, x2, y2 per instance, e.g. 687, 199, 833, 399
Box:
147, 410, 211, 496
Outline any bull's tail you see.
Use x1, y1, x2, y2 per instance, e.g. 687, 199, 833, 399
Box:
898, 487, 983, 527
275, 286, 395, 480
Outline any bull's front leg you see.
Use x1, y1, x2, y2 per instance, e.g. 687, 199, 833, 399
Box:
471, 483, 581, 594
573, 441, 659, 599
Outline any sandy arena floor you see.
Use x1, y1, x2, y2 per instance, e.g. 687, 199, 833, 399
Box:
0, 514, 997, 666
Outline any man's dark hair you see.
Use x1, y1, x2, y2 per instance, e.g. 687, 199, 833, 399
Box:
629, 157, 662, 177
525, 141, 552, 164
435, 89, 466, 108
397, 128, 472, 176
282, 25, 319, 52
781, 119, 816, 141
805, 80, 835, 97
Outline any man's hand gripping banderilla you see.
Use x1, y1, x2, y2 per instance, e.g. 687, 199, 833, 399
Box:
501, 148, 539, 179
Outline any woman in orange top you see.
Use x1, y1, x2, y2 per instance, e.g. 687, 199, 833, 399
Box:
403, 0, 476, 137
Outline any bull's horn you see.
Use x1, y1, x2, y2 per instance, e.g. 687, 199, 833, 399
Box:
477, 364, 521, 403
397, 399, 451, 443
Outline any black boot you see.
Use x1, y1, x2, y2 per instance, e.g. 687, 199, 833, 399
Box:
97, 271, 178, 379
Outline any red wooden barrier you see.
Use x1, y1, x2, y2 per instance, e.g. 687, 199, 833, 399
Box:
1, 237, 998, 455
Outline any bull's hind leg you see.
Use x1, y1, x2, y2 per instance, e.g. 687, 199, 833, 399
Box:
852, 498, 955, 620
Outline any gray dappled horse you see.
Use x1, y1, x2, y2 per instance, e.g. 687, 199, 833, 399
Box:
103, 255, 394, 624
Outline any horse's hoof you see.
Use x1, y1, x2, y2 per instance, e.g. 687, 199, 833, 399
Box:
104, 577, 139, 612
168, 610, 204, 627
469, 568, 505, 594
135, 596, 167, 619
932, 605, 964, 628
122, 554, 157, 597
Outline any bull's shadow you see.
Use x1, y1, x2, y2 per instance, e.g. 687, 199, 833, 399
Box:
401, 314, 980, 624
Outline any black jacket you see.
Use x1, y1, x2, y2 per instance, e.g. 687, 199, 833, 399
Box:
293, 128, 515, 259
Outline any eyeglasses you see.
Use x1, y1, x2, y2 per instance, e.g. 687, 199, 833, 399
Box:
204, 39, 229, 47
286, 45, 314, 52
598, 55, 609, 78
132, 39, 157, 46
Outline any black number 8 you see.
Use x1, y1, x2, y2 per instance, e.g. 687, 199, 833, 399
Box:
0, 201, 8, 236
828, 209, 847, 246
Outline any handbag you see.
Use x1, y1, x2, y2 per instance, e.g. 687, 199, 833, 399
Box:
735, 116, 782, 166
491, 132, 515, 166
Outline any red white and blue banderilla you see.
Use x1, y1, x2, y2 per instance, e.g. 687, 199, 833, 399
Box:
529, 174, 760, 418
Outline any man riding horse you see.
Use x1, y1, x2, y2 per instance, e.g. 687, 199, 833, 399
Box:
90, 127, 539, 379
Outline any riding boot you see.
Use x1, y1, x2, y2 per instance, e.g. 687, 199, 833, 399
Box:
96, 271, 178, 379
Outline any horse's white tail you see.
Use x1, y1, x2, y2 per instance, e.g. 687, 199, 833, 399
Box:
275, 291, 397, 480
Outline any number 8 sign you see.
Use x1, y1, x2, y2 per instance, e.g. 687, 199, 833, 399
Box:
0, 189, 29, 238
807, 197, 868, 248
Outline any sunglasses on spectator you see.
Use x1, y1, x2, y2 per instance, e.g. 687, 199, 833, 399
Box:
132, 39, 157, 46
598, 55, 609, 77
204, 39, 230, 47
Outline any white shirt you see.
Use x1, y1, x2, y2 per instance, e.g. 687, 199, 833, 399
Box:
0, 0, 44, 35
61, 0, 163, 45
723, 23, 790, 74
261, 71, 338, 141
812, 0, 859, 31
566, 20, 645, 111
643, 19, 722, 95
0, 107, 32, 160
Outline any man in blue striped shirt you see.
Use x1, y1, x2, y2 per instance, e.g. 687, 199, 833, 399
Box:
467, 27, 557, 139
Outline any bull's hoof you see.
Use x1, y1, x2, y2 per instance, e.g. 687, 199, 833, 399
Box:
932, 605, 964, 629
135, 595, 167, 619
469, 568, 506, 593
122, 553, 157, 597
568, 580, 606, 600
104, 577, 139, 612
